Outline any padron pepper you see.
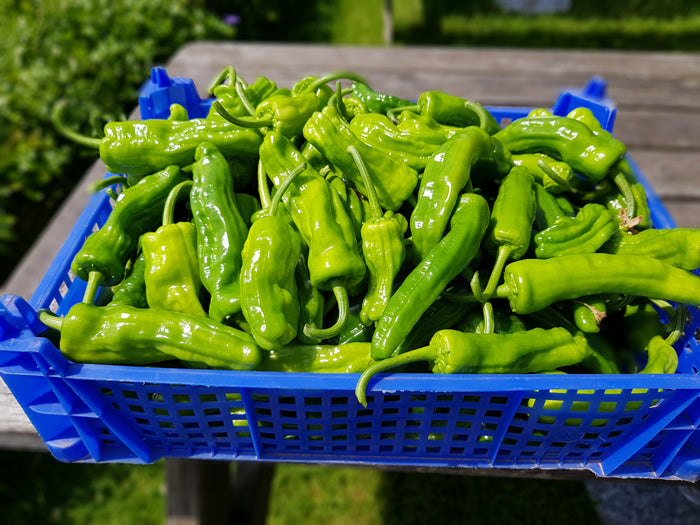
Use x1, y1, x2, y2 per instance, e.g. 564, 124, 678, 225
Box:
71, 165, 189, 303
481, 166, 537, 299
533, 182, 572, 232
511, 153, 575, 193
141, 180, 207, 318
493, 113, 626, 184
205, 66, 278, 121
533, 203, 618, 259
356, 327, 589, 406
107, 252, 148, 308
388, 90, 502, 134
639, 335, 679, 374
302, 104, 418, 211
38, 304, 261, 370
260, 342, 373, 374
604, 227, 700, 271
346, 145, 408, 325
349, 82, 412, 115
371, 192, 490, 360
411, 126, 511, 262
52, 100, 262, 179
259, 131, 366, 339
239, 163, 306, 350
495, 253, 700, 315
294, 250, 326, 345
602, 158, 653, 232
190, 142, 249, 323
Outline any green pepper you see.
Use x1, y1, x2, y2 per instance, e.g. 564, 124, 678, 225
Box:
493, 114, 626, 183
52, 101, 263, 179
189, 142, 249, 323
260, 342, 373, 374
38, 303, 261, 370
571, 295, 607, 334
602, 158, 653, 232
511, 153, 575, 193
496, 253, 700, 315
459, 304, 527, 335
294, 250, 326, 345
335, 304, 375, 345
349, 82, 412, 115
395, 110, 459, 141
259, 131, 366, 339
356, 327, 589, 406
348, 112, 447, 171
239, 163, 305, 350
371, 192, 490, 360
389, 90, 502, 134
71, 165, 189, 303
302, 105, 419, 211
481, 166, 537, 298
533, 203, 618, 258
410, 126, 511, 262
141, 181, 207, 318
206, 67, 278, 120
533, 182, 571, 232
346, 145, 408, 325
107, 252, 147, 308
639, 335, 678, 374
604, 227, 700, 271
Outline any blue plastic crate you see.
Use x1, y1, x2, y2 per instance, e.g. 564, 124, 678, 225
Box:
1, 69, 699, 479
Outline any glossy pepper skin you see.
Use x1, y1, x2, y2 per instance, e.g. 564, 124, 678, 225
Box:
294, 250, 325, 345
348, 113, 447, 171
482, 166, 537, 298
302, 105, 418, 211
259, 131, 366, 293
349, 82, 411, 114
511, 153, 574, 193
190, 142, 249, 323
99, 117, 263, 178
371, 193, 490, 360
72, 165, 188, 289
260, 342, 373, 373
603, 158, 653, 232
534, 203, 618, 259
142, 221, 208, 318
533, 182, 571, 232
206, 67, 277, 120
605, 227, 700, 271
639, 335, 678, 374
493, 115, 626, 183
108, 252, 147, 308
356, 327, 589, 406
498, 253, 700, 315
39, 303, 261, 370
347, 145, 409, 325
411, 126, 511, 262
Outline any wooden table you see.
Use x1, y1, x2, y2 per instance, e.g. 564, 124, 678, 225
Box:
2, 42, 700, 524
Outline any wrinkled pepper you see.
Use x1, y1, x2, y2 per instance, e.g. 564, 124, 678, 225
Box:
481, 166, 537, 298
639, 335, 678, 374
239, 163, 305, 350
533, 203, 618, 258
349, 82, 412, 115
260, 342, 373, 374
107, 252, 147, 308
206, 66, 278, 120
346, 145, 408, 325
604, 227, 700, 271
371, 192, 490, 360
302, 105, 418, 211
294, 250, 326, 345
511, 153, 575, 193
190, 142, 249, 323
38, 304, 261, 370
259, 131, 366, 339
71, 165, 189, 303
356, 327, 589, 406
602, 158, 653, 232
411, 126, 511, 262
141, 180, 207, 318
493, 114, 626, 183
496, 253, 700, 315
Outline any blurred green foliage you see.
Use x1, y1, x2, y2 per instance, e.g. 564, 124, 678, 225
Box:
0, 0, 233, 278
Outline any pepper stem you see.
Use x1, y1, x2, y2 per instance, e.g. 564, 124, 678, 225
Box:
38, 309, 64, 332
465, 100, 494, 132
213, 101, 273, 129
258, 160, 272, 209
664, 303, 688, 347
347, 145, 382, 220
387, 104, 421, 123
83, 271, 105, 304
268, 162, 307, 217
207, 65, 236, 96
304, 70, 368, 94
482, 246, 513, 299
50, 100, 102, 149
88, 175, 128, 195
537, 158, 574, 191
303, 284, 349, 340
235, 78, 256, 116
612, 169, 636, 220
163, 180, 193, 226
355, 345, 435, 407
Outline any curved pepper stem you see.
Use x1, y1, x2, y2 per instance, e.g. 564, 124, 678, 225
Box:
51, 100, 102, 149
346, 144, 382, 220
162, 180, 194, 226
257, 160, 272, 209
207, 65, 236, 96
303, 70, 368, 94
303, 284, 350, 340
38, 309, 64, 332
612, 168, 636, 220
213, 101, 273, 129
82, 271, 105, 305
267, 161, 307, 217
355, 345, 434, 406
234, 77, 257, 116
88, 175, 129, 195
387, 103, 421, 123
482, 245, 513, 299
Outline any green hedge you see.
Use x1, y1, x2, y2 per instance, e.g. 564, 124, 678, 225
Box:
0, 0, 234, 278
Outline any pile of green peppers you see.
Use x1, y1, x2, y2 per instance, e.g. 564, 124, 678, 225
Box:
44, 67, 700, 406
